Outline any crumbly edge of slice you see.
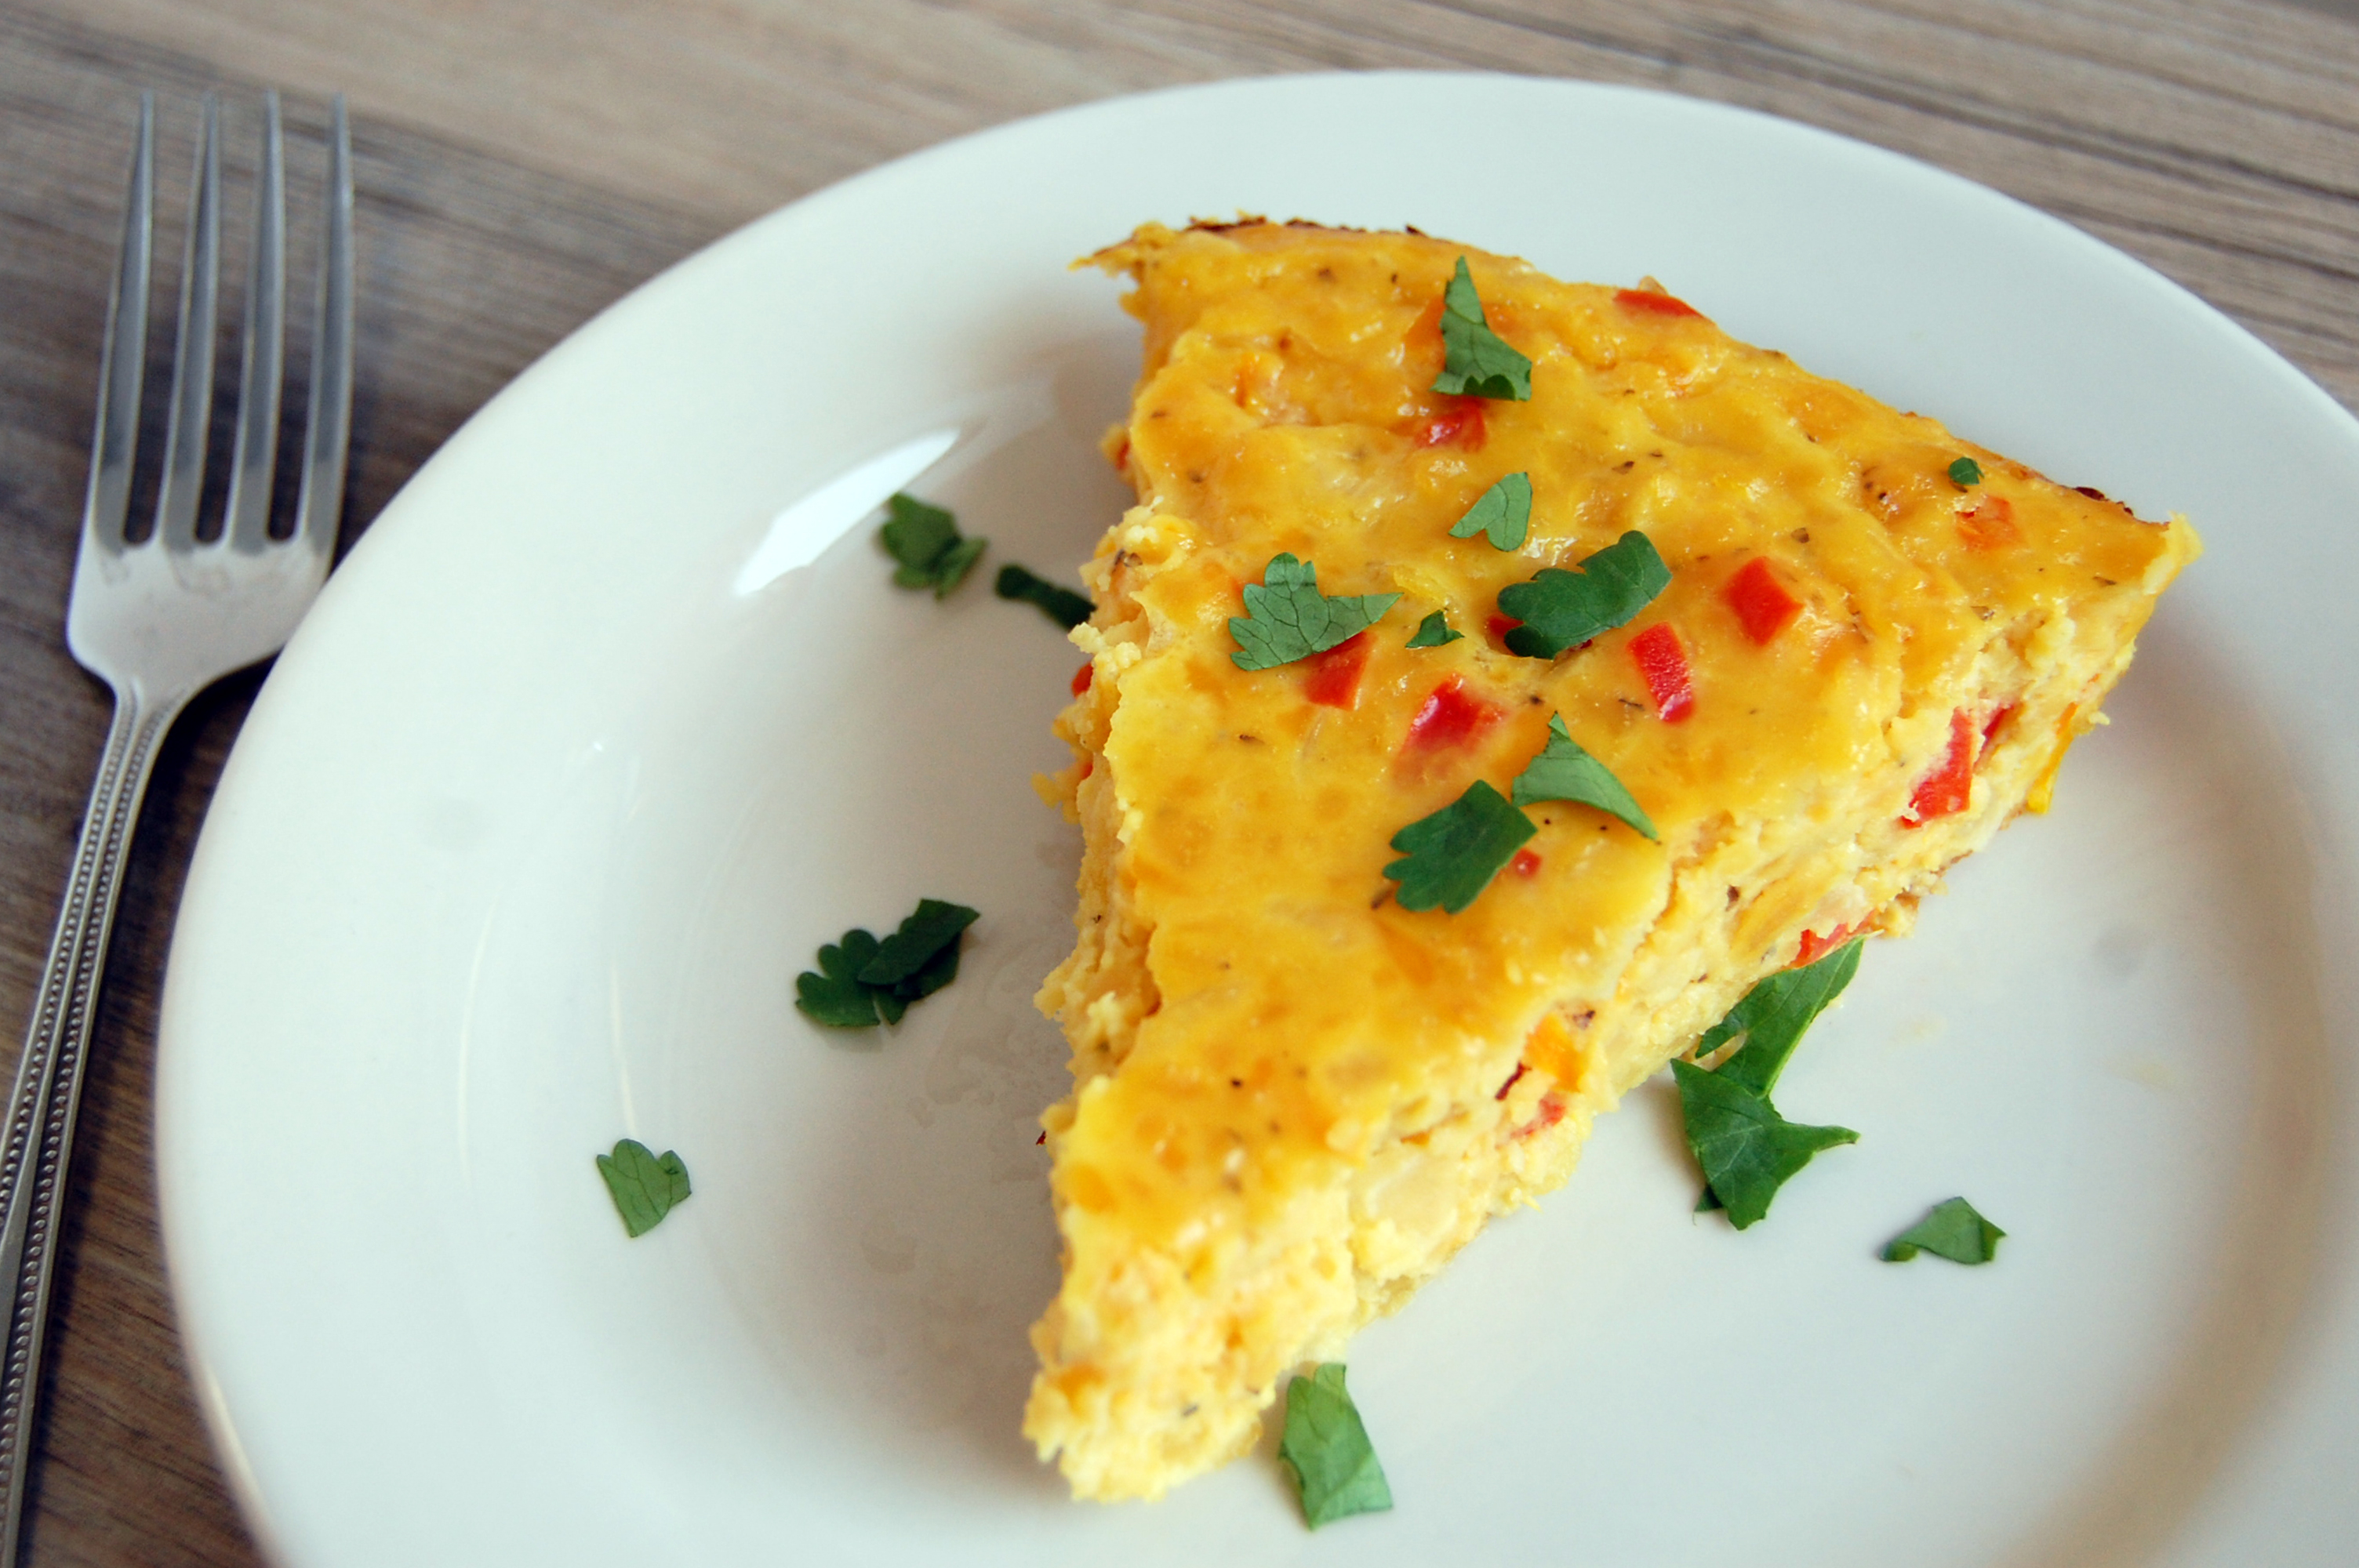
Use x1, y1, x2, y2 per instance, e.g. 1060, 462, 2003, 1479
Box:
1022, 499, 2185, 1502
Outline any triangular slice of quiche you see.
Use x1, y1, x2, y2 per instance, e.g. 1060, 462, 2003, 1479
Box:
1027, 220, 2197, 1501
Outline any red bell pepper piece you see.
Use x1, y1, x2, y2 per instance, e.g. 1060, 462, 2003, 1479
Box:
1416, 397, 1488, 451
1303, 631, 1372, 709
1615, 287, 1703, 319
1957, 493, 2020, 550
1402, 674, 1503, 752
1070, 662, 1094, 696
1629, 623, 1695, 723
1904, 709, 1976, 826
1487, 613, 1523, 646
1793, 923, 1854, 968
1725, 557, 1802, 645
1510, 848, 1543, 878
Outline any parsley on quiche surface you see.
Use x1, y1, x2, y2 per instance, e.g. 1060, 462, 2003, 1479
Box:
1024, 220, 2198, 1503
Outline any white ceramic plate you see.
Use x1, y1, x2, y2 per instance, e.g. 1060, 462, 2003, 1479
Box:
158, 73, 2359, 1568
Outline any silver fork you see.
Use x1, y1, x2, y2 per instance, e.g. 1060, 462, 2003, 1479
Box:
0, 89, 352, 1559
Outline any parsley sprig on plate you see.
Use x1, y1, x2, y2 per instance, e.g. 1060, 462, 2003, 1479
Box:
880, 493, 986, 597
1278, 1363, 1393, 1528
596, 1138, 692, 1237
996, 562, 1094, 629
795, 898, 980, 1029
1675, 938, 1863, 1227
1884, 1196, 2005, 1263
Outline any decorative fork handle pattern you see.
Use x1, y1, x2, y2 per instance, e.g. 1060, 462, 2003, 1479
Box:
0, 688, 184, 1561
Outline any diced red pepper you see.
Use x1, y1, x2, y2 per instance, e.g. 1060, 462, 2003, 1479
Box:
1303, 631, 1372, 709
1510, 848, 1543, 878
1112, 437, 1132, 472
1794, 923, 1854, 968
1415, 397, 1488, 451
1402, 674, 1503, 752
1957, 493, 2020, 550
1981, 703, 2015, 746
1070, 662, 1094, 696
1628, 623, 1695, 723
1904, 709, 1976, 826
1725, 557, 1803, 645
1487, 613, 1522, 645
1615, 287, 1703, 319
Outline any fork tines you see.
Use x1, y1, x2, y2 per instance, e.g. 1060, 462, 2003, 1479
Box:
88, 89, 352, 561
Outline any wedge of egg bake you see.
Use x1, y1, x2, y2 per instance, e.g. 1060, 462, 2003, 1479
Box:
1026, 220, 2197, 1502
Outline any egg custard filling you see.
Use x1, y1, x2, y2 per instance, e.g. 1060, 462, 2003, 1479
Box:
1025, 220, 2198, 1502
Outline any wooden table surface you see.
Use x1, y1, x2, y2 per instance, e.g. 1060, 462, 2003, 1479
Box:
1, 0, 2354, 1561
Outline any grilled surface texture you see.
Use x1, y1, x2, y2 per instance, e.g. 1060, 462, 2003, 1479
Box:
1025, 221, 2197, 1501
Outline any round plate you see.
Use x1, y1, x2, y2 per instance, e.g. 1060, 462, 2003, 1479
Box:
157, 72, 2359, 1568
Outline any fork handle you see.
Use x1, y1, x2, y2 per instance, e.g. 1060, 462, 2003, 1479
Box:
0, 688, 184, 1563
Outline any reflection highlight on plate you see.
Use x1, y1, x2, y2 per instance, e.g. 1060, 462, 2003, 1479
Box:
732, 426, 963, 596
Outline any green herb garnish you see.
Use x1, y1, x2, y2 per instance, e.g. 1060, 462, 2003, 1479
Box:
1405, 610, 1463, 648
1681, 938, 1863, 1225
995, 562, 1094, 629
1699, 938, 1863, 1096
880, 493, 985, 597
1230, 554, 1402, 671
1447, 472, 1532, 551
1432, 257, 1532, 401
1948, 457, 1983, 487
1883, 1197, 2005, 1264
1495, 530, 1670, 659
1674, 1062, 1858, 1229
794, 928, 892, 1027
597, 1138, 692, 1237
1384, 779, 1536, 914
1278, 1363, 1393, 1529
1510, 713, 1658, 840
794, 898, 980, 1029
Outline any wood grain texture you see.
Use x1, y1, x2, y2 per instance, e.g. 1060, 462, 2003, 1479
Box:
0, 0, 2352, 1562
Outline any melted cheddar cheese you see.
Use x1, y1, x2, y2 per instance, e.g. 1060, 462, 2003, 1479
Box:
1025, 220, 2197, 1501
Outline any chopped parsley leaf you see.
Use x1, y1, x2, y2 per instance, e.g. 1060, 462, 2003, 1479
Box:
1948, 457, 1983, 487
1384, 779, 1536, 914
1405, 610, 1464, 648
1432, 257, 1532, 401
1883, 1197, 2005, 1264
1510, 713, 1658, 840
1496, 530, 1670, 659
1674, 1062, 1858, 1229
880, 493, 985, 597
861, 898, 980, 991
794, 928, 888, 1028
794, 898, 980, 1029
597, 1138, 692, 1237
1682, 938, 1863, 1224
1230, 554, 1402, 671
1699, 938, 1863, 1097
995, 562, 1094, 629
1448, 471, 1533, 551
1278, 1363, 1393, 1529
